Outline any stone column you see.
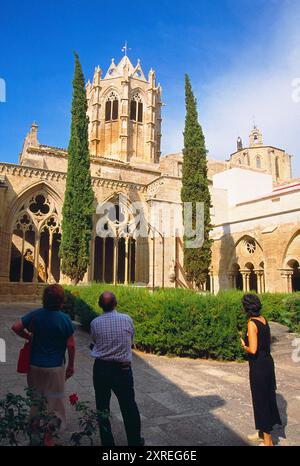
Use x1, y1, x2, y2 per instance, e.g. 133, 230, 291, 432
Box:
287, 271, 293, 293
113, 237, 118, 285
254, 269, 264, 293
151, 234, 156, 290
240, 270, 250, 292
20, 231, 25, 283
161, 236, 165, 289
246, 273, 251, 292
128, 237, 132, 284
174, 236, 179, 288
209, 273, 214, 294
209, 268, 214, 294
124, 236, 129, 285
33, 233, 40, 283
258, 272, 266, 293
48, 231, 53, 283
280, 269, 293, 293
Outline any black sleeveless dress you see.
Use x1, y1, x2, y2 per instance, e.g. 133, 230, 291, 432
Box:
245, 318, 281, 433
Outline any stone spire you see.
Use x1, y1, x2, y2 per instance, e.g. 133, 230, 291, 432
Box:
29, 121, 39, 146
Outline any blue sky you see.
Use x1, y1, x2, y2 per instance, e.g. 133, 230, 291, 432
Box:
0, 0, 300, 175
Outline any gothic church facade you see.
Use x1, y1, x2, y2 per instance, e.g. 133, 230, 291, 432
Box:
0, 55, 299, 299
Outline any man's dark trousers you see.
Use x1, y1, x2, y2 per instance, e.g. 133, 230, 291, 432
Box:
93, 359, 142, 446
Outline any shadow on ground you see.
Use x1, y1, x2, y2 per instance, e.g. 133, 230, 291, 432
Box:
0, 303, 290, 446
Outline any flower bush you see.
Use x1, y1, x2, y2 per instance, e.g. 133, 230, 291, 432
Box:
65, 284, 300, 361
69, 393, 109, 446
0, 390, 61, 446
0, 390, 104, 446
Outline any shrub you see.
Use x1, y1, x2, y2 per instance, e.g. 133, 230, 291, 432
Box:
281, 295, 300, 333
64, 284, 300, 361
62, 289, 77, 320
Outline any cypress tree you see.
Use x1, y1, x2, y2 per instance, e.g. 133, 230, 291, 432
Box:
181, 74, 213, 288
59, 53, 94, 284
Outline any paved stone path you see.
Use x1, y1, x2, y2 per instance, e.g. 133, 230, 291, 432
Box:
1, 303, 300, 446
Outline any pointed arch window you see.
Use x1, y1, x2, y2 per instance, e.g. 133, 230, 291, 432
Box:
105, 92, 119, 122
243, 152, 250, 166
256, 156, 261, 169
130, 93, 143, 122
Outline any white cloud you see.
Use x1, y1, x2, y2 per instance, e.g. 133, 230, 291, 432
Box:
162, 2, 300, 177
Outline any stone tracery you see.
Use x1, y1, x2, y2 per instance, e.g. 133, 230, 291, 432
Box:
9, 192, 61, 284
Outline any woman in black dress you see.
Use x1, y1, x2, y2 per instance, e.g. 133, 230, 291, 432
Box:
240, 294, 281, 446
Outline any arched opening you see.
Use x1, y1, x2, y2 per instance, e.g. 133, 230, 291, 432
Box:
105, 92, 119, 122
9, 213, 37, 283
118, 237, 126, 283
288, 260, 300, 292
94, 236, 103, 282
256, 156, 261, 169
130, 93, 143, 122
130, 239, 136, 283
104, 237, 114, 283
282, 230, 300, 292
245, 262, 257, 292
23, 229, 35, 282
93, 235, 136, 284
231, 263, 243, 290
9, 230, 23, 282
244, 153, 250, 165
205, 273, 211, 292
94, 195, 142, 285
9, 192, 61, 284
51, 232, 61, 283
130, 100, 137, 121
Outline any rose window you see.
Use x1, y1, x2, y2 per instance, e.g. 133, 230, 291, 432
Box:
246, 239, 256, 254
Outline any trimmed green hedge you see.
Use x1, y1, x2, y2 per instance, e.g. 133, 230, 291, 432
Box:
64, 284, 300, 361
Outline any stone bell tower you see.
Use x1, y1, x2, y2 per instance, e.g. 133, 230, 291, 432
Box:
86, 53, 162, 164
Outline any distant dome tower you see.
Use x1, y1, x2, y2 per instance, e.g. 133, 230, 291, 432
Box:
249, 126, 263, 146
229, 125, 293, 184
86, 52, 162, 165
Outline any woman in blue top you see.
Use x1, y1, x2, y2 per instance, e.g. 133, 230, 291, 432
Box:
12, 284, 75, 446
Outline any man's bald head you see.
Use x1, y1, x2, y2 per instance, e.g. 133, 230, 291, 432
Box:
99, 291, 117, 312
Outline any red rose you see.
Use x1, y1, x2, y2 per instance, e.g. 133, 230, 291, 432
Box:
69, 393, 79, 405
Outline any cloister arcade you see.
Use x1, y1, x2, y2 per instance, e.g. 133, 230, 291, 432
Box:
227, 235, 265, 293
92, 194, 149, 286
280, 229, 300, 292
9, 190, 62, 284
7, 185, 300, 293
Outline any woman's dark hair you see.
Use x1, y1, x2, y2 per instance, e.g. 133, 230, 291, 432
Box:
242, 293, 262, 317
43, 284, 65, 311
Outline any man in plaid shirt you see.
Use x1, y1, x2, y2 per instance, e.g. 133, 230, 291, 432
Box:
90, 291, 144, 446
